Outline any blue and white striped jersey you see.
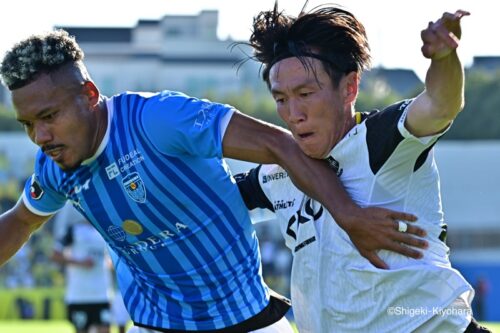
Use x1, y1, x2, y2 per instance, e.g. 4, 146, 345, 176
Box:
22, 90, 269, 331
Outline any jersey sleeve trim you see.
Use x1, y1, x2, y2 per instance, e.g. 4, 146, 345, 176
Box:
220, 108, 235, 143
398, 100, 452, 145
234, 165, 274, 211
21, 192, 59, 216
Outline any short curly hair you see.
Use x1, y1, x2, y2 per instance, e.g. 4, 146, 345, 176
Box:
0, 29, 84, 90
248, 4, 371, 87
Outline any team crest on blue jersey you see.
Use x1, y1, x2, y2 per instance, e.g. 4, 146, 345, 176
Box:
122, 172, 146, 203
29, 175, 44, 200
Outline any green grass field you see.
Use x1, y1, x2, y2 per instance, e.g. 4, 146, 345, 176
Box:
0, 321, 126, 333
0, 320, 499, 333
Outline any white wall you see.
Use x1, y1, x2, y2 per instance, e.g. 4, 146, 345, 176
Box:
435, 141, 500, 229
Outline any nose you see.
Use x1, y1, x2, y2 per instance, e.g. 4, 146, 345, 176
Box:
287, 99, 306, 124
32, 122, 53, 146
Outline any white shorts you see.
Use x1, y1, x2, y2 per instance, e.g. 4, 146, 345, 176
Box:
127, 316, 294, 333
414, 291, 473, 333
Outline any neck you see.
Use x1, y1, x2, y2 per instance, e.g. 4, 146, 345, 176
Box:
341, 110, 357, 138
326, 111, 356, 158
90, 97, 108, 156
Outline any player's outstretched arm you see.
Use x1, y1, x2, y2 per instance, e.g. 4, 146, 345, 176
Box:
224, 112, 428, 268
406, 10, 470, 137
0, 199, 51, 266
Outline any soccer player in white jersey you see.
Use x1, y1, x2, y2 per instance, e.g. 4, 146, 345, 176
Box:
0, 29, 426, 332
51, 203, 112, 333
236, 5, 492, 333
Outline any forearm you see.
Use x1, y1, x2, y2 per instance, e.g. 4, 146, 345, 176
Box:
223, 112, 359, 227
51, 251, 82, 266
269, 135, 358, 229
51, 251, 69, 265
425, 50, 464, 118
0, 209, 40, 266
406, 51, 465, 136
413, 9, 469, 131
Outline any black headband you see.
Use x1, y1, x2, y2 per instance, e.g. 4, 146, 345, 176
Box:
268, 40, 348, 73
269, 51, 341, 71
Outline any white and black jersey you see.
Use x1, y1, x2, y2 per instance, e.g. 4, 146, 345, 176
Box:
236, 100, 473, 333
54, 205, 112, 305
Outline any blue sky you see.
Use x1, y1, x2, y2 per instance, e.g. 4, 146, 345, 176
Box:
0, 0, 497, 80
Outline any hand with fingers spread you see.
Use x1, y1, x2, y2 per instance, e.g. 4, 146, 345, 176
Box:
421, 10, 470, 60
342, 206, 428, 269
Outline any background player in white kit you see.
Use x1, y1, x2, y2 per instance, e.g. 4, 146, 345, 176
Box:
236, 4, 492, 333
52, 203, 112, 333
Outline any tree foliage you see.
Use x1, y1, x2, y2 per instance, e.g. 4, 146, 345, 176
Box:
445, 70, 500, 140
206, 88, 287, 128
1, 69, 498, 139
0, 104, 21, 132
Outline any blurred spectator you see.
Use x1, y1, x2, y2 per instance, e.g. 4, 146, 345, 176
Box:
110, 289, 129, 333
4, 245, 34, 288
473, 276, 490, 321
51, 203, 112, 333
255, 222, 292, 298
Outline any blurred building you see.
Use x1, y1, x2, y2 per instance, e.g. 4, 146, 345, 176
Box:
0, 10, 428, 106
471, 56, 500, 73
361, 67, 423, 98
58, 10, 265, 98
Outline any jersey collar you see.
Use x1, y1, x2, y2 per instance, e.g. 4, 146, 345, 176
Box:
81, 97, 113, 165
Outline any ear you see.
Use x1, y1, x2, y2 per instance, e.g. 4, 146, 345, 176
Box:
82, 81, 100, 108
343, 71, 359, 105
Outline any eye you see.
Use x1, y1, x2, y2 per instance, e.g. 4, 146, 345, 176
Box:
18, 120, 31, 129
300, 91, 313, 98
18, 121, 33, 134
41, 111, 58, 121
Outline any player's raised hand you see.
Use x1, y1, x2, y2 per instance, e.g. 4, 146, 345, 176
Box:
421, 10, 470, 60
343, 206, 428, 269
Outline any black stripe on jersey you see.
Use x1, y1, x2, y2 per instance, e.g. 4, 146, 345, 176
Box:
294, 236, 316, 253
414, 142, 436, 172
234, 166, 274, 212
365, 101, 406, 174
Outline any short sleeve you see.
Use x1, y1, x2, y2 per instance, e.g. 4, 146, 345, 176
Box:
140, 91, 235, 158
22, 151, 67, 216
397, 99, 451, 145
22, 174, 66, 216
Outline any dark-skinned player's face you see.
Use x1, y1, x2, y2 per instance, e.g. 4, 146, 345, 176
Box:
12, 73, 100, 170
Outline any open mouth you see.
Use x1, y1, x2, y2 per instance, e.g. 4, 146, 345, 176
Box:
43, 146, 64, 160
297, 132, 314, 139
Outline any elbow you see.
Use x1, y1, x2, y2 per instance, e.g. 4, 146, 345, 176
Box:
454, 94, 465, 114
433, 93, 465, 122
450, 96, 465, 120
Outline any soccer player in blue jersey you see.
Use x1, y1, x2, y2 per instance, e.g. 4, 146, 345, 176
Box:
0, 30, 426, 332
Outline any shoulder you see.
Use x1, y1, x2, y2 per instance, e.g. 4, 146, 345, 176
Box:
131, 90, 233, 123
364, 99, 413, 128
362, 100, 413, 174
